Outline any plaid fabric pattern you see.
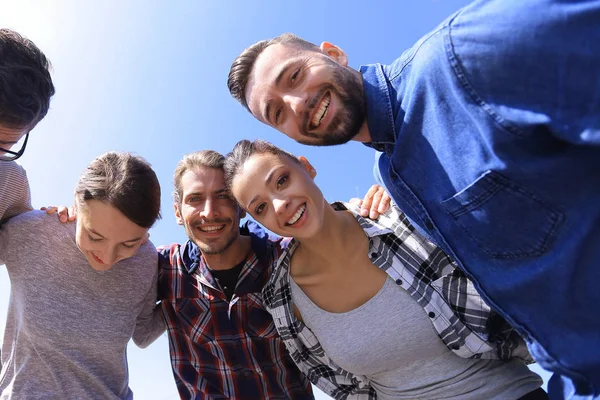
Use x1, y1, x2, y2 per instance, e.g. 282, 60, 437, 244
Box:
157, 225, 313, 400
263, 202, 532, 400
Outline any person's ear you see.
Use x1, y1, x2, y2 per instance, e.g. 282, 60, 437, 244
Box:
298, 156, 317, 179
140, 232, 150, 245
174, 202, 184, 225
238, 206, 247, 220
319, 42, 348, 66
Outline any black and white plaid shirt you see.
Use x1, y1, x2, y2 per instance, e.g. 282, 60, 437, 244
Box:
263, 202, 532, 400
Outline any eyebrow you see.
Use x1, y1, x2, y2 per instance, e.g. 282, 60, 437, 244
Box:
246, 166, 282, 209
87, 227, 143, 243
263, 61, 296, 124
185, 188, 228, 199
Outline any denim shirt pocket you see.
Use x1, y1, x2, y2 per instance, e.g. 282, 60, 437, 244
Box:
441, 170, 564, 259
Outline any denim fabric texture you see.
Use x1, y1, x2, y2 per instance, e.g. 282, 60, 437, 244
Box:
365, 1, 600, 398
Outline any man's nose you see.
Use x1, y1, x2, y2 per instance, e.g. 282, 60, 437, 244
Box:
200, 198, 218, 219
284, 92, 308, 116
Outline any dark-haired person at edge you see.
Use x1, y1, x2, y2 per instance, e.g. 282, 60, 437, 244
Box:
0, 28, 54, 221
227, 1, 600, 398
0, 28, 55, 371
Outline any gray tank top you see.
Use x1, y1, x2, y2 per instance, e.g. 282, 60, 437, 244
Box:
290, 276, 541, 400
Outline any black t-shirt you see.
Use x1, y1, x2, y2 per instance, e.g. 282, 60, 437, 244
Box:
209, 260, 245, 301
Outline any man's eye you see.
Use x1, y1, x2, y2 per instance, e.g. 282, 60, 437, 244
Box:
274, 109, 281, 123
276, 175, 288, 188
255, 203, 266, 215
291, 69, 300, 83
122, 243, 136, 249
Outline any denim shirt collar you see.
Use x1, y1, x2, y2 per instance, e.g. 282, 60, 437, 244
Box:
360, 63, 398, 151
180, 220, 272, 274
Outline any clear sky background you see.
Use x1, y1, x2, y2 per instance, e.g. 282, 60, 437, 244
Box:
1, 1, 551, 398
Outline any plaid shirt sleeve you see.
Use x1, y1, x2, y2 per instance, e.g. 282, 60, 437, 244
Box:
346, 201, 532, 363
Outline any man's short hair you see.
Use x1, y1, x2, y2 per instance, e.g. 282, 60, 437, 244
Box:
0, 29, 55, 130
227, 33, 318, 111
173, 150, 225, 204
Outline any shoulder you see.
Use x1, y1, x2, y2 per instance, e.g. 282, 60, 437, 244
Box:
245, 220, 287, 260
131, 240, 159, 265
157, 242, 179, 257
0, 161, 29, 194
4, 210, 66, 232
0, 160, 27, 178
1, 211, 77, 256
334, 201, 398, 235
244, 219, 281, 243
117, 241, 159, 284
156, 242, 182, 268
0, 161, 30, 205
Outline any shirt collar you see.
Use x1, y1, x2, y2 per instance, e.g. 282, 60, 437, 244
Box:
359, 63, 398, 150
331, 201, 393, 237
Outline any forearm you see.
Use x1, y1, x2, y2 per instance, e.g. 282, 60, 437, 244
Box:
132, 303, 166, 348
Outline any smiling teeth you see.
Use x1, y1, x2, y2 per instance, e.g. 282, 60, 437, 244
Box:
199, 225, 224, 232
287, 204, 306, 225
311, 94, 330, 128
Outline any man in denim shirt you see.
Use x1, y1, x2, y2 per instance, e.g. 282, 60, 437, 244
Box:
227, 1, 600, 398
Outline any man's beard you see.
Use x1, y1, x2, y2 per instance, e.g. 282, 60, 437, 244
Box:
184, 221, 239, 255
299, 68, 366, 146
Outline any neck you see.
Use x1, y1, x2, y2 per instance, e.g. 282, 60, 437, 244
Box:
352, 73, 372, 143
295, 203, 361, 270
201, 235, 252, 271
353, 121, 371, 143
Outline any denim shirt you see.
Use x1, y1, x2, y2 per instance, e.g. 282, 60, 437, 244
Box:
364, 0, 600, 396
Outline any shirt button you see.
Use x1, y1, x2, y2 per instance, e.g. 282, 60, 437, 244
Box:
451, 344, 460, 351
370, 252, 378, 258
428, 312, 436, 318
424, 219, 434, 231
395, 279, 403, 286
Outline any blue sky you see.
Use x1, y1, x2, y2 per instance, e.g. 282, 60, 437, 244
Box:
0, 1, 550, 398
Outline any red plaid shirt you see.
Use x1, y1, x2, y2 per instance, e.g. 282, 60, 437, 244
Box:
157, 222, 313, 399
